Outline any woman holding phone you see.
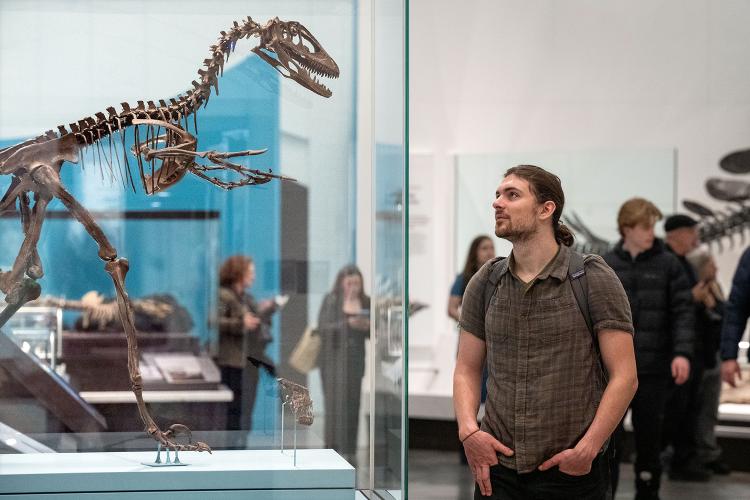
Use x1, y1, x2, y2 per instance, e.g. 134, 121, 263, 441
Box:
317, 265, 371, 466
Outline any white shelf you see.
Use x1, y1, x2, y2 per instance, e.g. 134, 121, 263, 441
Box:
0, 449, 355, 499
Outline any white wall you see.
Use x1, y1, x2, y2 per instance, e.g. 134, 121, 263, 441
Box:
409, 0, 750, 417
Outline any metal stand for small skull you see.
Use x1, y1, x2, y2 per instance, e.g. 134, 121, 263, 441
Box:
277, 377, 313, 467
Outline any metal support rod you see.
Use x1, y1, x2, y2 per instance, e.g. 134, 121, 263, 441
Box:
281, 401, 286, 453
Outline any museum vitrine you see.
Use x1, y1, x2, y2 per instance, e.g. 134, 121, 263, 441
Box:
0, 0, 406, 497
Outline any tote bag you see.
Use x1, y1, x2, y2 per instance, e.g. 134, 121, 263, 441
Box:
289, 326, 321, 374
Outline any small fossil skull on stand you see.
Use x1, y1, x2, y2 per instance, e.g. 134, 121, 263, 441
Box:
277, 377, 313, 467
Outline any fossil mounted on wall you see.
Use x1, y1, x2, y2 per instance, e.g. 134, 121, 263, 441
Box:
682, 148, 750, 252
0, 16, 339, 454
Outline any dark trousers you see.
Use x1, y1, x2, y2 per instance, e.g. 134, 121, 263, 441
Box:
610, 422, 624, 495
474, 453, 610, 500
221, 366, 244, 431
221, 364, 260, 432
663, 362, 704, 469
321, 364, 363, 461
630, 374, 671, 491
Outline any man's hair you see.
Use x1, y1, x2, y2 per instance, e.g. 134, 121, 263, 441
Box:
219, 255, 254, 287
504, 164, 574, 246
616, 198, 662, 237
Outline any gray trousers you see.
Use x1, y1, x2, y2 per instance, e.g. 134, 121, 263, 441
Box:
695, 356, 723, 464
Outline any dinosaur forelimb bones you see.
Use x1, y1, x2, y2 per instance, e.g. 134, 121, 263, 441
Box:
130, 118, 293, 189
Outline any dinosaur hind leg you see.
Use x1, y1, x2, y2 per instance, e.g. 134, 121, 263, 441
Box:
29, 164, 210, 453
1, 190, 49, 303
0, 189, 47, 329
18, 193, 44, 279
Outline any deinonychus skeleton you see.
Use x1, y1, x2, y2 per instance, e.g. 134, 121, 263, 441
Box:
0, 16, 339, 453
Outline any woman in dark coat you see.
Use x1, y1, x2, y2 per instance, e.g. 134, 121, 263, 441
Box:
317, 265, 370, 464
217, 255, 276, 431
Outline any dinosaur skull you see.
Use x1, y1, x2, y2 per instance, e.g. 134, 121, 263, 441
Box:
253, 18, 340, 98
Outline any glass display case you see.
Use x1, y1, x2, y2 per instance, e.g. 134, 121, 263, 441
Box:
0, 306, 62, 369
0, 0, 406, 497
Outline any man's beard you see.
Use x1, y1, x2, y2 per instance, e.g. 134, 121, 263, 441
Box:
495, 218, 538, 243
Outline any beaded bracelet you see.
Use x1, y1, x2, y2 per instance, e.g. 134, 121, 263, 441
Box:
460, 429, 480, 443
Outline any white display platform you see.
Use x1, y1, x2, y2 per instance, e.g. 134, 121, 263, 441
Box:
0, 449, 355, 499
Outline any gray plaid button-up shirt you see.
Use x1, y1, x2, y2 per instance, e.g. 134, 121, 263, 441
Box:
459, 244, 633, 473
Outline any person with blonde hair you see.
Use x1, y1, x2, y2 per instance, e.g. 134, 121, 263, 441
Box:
604, 198, 695, 498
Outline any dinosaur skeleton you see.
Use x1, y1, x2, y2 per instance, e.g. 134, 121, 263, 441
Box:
0, 16, 339, 453
29, 292, 175, 331
681, 150, 750, 252
567, 147, 750, 254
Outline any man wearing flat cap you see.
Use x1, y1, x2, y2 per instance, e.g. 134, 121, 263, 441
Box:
663, 214, 717, 481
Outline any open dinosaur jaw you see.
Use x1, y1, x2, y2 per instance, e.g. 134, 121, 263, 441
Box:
253, 47, 339, 98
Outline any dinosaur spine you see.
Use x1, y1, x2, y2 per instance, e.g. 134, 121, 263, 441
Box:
35, 17, 262, 148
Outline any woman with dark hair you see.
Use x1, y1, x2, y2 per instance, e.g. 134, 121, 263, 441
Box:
216, 255, 278, 432
317, 265, 371, 465
447, 235, 496, 321
449, 236, 495, 463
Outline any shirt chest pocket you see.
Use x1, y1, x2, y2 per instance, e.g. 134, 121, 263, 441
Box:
485, 296, 510, 347
531, 297, 582, 345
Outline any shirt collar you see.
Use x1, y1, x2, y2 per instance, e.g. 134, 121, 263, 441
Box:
507, 244, 568, 282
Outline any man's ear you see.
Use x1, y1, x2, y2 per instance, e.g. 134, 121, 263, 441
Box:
538, 200, 556, 221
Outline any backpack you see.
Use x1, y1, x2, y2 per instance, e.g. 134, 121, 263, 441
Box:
482, 251, 606, 378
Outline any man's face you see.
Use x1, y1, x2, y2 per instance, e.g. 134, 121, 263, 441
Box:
622, 222, 655, 251
492, 175, 543, 242
668, 227, 700, 256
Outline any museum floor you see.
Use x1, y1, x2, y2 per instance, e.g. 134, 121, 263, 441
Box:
407, 449, 750, 500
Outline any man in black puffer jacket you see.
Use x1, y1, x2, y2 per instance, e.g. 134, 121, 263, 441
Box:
604, 198, 695, 500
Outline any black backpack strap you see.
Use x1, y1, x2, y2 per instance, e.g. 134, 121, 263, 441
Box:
568, 251, 593, 337
569, 251, 609, 382
483, 256, 508, 314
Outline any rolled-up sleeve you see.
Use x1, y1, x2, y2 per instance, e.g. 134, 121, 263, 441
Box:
458, 261, 493, 340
